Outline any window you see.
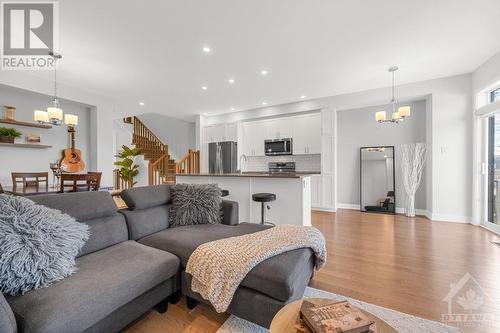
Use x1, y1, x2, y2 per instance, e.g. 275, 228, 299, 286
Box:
491, 87, 500, 103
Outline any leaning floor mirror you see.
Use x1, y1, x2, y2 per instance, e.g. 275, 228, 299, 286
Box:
360, 146, 396, 214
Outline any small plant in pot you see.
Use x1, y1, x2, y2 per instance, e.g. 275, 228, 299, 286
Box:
0, 127, 22, 144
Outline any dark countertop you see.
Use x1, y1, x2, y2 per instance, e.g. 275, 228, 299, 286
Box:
175, 171, 321, 178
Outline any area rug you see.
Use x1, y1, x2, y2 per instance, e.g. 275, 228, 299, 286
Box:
217, 287, 463, 333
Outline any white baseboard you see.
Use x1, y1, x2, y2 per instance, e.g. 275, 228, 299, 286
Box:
335, 203, 470, 223
336, 203, 360, 210
428, 213, 470, 224
312, 207, 337, 212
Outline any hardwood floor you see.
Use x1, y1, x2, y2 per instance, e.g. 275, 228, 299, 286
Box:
128, 210, 500, 333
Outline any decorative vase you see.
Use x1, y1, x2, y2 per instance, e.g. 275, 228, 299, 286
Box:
0, 136, 15, 143
406, 194, 416, 217
4, 106, 16, 120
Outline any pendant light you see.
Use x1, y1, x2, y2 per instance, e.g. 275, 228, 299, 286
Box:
375, 66, 411, 123
34, 51, 78, 127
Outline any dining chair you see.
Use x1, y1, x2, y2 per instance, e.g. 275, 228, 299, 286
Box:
60, 173, 102, 192
11, 172, 49, 194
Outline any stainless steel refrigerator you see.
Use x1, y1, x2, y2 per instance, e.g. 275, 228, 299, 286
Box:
209, 141, 238, 173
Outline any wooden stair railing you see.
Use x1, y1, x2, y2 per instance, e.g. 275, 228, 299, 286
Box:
176, 149, 200, 174
128, 116, 199, 185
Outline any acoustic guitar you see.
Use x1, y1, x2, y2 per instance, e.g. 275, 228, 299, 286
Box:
60, 126, 85, 173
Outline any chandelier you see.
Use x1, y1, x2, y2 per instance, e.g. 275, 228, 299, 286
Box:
375, 66, 411, 123
34, 52, 78, 127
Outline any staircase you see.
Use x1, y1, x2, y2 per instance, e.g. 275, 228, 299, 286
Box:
124, 116, 199, 185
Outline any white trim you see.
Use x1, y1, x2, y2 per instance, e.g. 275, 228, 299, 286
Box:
475, 99, 500, 118
336, 203, 360, 210
312, 207, 337, 212
480, 222, 500, 236
429, 213, 470, 224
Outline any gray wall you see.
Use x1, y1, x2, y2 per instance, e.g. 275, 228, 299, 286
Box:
138, 112, 195, 160
337, 100, 427, 211
0, 84, 91, 187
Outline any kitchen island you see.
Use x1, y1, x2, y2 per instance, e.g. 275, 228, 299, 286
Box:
176, 172, 317, 226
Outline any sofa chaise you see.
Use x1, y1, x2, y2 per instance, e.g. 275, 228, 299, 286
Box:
0, 185, 315, 332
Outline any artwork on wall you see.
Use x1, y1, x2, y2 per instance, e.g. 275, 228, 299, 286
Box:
26, 134, 41, 144
3, 106, 16, 120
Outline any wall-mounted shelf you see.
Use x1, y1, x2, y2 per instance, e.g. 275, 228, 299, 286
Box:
0, 142, 52, 149
0, 119, 52, 129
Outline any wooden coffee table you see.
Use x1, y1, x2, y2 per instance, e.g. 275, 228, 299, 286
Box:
270, 298, 397, 333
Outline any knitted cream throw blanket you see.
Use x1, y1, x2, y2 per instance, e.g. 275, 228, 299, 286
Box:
185, 224, 327, 313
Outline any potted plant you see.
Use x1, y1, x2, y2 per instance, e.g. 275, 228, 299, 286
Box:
114, 145, 142, 188
0, 127, 22, 144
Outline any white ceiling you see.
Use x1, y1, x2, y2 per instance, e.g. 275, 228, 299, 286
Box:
38, 0, 500, 120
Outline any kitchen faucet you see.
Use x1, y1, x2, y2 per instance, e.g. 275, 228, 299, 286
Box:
238, 154, 248, 174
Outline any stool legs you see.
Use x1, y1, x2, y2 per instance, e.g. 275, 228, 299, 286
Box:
261, 202, 265, 224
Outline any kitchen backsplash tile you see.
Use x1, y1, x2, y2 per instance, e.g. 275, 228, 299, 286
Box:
244, 154, 321, 172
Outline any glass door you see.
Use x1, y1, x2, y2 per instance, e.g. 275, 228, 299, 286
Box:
487, 115, 500, 224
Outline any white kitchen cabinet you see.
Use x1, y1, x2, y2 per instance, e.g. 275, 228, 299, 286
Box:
292, 113, 321, 154
203, 124, 224, 143
226, 123, 238, 142
265, 118, 292, 139
242, 121, 265, 156
203, 123, 238, 143
311, 175, 322, 208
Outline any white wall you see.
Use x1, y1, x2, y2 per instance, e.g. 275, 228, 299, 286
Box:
202, 74, 473, 222
337, 100, 427, 211
0, 84, 92, 187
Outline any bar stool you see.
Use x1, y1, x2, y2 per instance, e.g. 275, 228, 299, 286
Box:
252, 193, 276, 225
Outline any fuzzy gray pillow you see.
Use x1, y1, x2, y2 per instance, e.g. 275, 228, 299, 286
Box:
0, 194, 89, 295
169, 183, 222, 227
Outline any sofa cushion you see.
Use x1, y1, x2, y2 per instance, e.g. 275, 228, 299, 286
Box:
6, 241, 179, 333
79, 214, 129, 256
32, 192, 117, 221
138, 223, 314, 302
138, 223, 269, 267
120, 205, 170, 240
32, 192, 128, 257
120, 185, 171, 210
0, 293, 16, 333
169, 183, 222, 227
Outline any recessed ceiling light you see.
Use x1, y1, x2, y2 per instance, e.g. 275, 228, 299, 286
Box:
261, 70, 268, 75
203, 112, 208, 116
139, 102, 145, 106
262, 102, 268, 106
201, 86, 208, 90
202, 46, 211, 53
228, 78, 235, 84
300, 95, 306, 99
230, 107, 236, 111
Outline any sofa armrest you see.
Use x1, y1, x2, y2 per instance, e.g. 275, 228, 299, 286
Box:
222, 200, 239, 225
0, 293, 17, 333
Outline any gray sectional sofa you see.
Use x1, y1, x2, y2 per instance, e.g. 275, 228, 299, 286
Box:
0, 185, 315, 333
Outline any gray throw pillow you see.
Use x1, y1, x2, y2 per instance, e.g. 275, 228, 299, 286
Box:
169, 183, 222, 227
0, 194, 89, 296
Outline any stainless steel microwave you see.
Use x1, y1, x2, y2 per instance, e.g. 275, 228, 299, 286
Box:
264, 138, 293, 156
